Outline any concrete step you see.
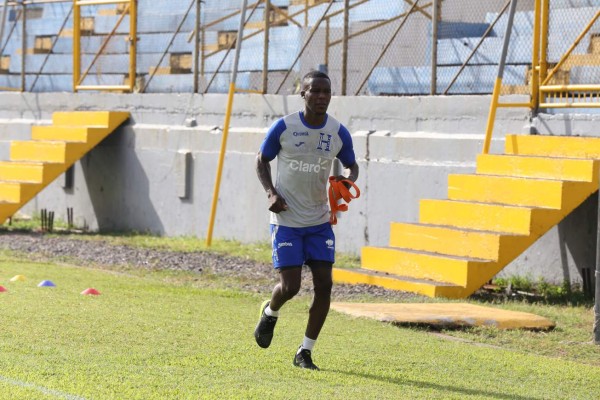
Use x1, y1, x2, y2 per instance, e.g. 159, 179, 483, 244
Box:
0, 161, 63, 183
31, 125, 110, 143
332, 267, 463, 298
388, 222, 520, 261
447, 173, 577, 209
0, 181, 42, 202
505, 133, 600, 158
10, 140, 89, 164
476, 154, 598, 182
52, 111, 129, 130
419, 199, 537, 235
361, 244, 493, 286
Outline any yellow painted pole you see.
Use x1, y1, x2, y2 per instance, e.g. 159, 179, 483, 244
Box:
531, 0, 541, 110
206, 0, 248, 246
206, 82, 236, 246
482, 0, 518, 154
73, 0, 80, 91
483, 78, 502, 154
539, 0, 549, 104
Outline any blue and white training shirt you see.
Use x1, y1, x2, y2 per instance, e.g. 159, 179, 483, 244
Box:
260, 111, 356, 228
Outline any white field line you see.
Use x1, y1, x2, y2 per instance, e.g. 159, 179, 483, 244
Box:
0, 375, 87, 400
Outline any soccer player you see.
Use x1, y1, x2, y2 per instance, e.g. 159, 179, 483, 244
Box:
254, 70, 359, 370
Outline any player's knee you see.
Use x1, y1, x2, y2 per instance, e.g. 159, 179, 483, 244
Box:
313, 278, 333, 297
281, 281, 301, 298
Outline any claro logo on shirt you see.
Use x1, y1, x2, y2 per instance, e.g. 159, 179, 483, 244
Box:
289, 158, 329, 173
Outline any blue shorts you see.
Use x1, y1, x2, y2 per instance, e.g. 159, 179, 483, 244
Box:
270, 223, 335, 268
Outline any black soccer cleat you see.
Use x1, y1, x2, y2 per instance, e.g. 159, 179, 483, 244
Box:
254, 300, 278, 348
293, 347, 320, 371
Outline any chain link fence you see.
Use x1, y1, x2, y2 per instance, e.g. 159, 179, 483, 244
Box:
543, 1, 600, 106
0, 0, 598, 96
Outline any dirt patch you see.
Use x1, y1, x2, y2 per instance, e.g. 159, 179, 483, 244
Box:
0, 231, 424, 302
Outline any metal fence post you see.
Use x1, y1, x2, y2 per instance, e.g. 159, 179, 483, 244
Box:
193, 0, 201, 93
20, 1, 25, 92
73, 0, 80, 91
430, 0, 439, 95
129, 0, 137, 92
262, 0, 270, 94
341, 0, 349, 95
0, 0, 8, 52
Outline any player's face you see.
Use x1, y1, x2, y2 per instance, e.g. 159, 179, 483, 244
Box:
302, 77, 331, 116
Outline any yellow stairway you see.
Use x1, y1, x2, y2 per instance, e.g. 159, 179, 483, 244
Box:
333, 134, 600, 298
0, 111, 130, 224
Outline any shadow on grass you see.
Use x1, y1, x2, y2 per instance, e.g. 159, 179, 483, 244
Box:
328, 369, 539, 400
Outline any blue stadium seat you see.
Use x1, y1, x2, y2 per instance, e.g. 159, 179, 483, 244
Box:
94, 14, 195, 35
143, 72, 250, 93
437, 22, 491, 39
42, 2, 102, 18
138, 0, 198, 15
0, 73, 124, 92
0, 36, 35, 55
137, 33, 194, 54
288, 0, 404, 28
203, 26, 299, 72
435, 36, 532, 66
570, 65, 600, 83
368, 65, 527, 95
550, 0, 600, 9
9, 53, 163, 74
14, 17, 72, 36
53, 35, 129, 55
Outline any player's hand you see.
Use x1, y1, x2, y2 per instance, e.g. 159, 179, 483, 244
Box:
267, 192, 288, 213
333, 175, 354, 189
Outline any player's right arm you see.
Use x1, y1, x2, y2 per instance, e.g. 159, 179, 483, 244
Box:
256, 152, 288, 213
256, 118, 289, 214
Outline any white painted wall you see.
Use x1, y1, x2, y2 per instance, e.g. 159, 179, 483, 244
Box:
1, 92, 598, 288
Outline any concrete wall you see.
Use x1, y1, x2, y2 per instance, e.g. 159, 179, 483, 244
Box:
1, 92, 599, 287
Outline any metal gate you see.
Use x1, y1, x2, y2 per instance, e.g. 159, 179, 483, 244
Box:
73, 0, 137, 92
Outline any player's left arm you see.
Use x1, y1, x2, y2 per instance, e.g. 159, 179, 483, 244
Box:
341, 162, 359, 183
335, 125, 359, 184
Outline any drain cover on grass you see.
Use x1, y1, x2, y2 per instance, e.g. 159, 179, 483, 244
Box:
331, 302, 555, 330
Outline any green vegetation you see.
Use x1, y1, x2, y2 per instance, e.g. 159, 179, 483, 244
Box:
489, 274, 588, 305
7, 212, 70, 232
0, 252, 599, 399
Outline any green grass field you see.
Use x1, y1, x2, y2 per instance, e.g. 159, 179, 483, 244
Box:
0, 246, 599, 399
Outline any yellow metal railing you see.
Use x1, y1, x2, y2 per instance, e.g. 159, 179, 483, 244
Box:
484, 0, 600, 154
73, 0, 136, 92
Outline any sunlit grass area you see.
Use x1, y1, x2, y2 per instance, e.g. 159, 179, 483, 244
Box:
0, 248, 599, 399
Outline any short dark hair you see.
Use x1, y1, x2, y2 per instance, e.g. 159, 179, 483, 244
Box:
302, 70, 330, 87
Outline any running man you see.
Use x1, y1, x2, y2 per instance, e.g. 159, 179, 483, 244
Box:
254, 70, 359, 370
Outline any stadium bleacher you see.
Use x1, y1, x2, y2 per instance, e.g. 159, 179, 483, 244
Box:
0, 1, 599, 94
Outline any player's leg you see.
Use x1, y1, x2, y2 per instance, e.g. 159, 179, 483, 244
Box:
269, 266, 302, 311
292, 260, 331, 370
255, 225, 303, 349
268, 224, 305, 310
293, 222, 335, 370
302, 222, 336, 340
305, 260, 333, 340
254, 266, 301, 349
